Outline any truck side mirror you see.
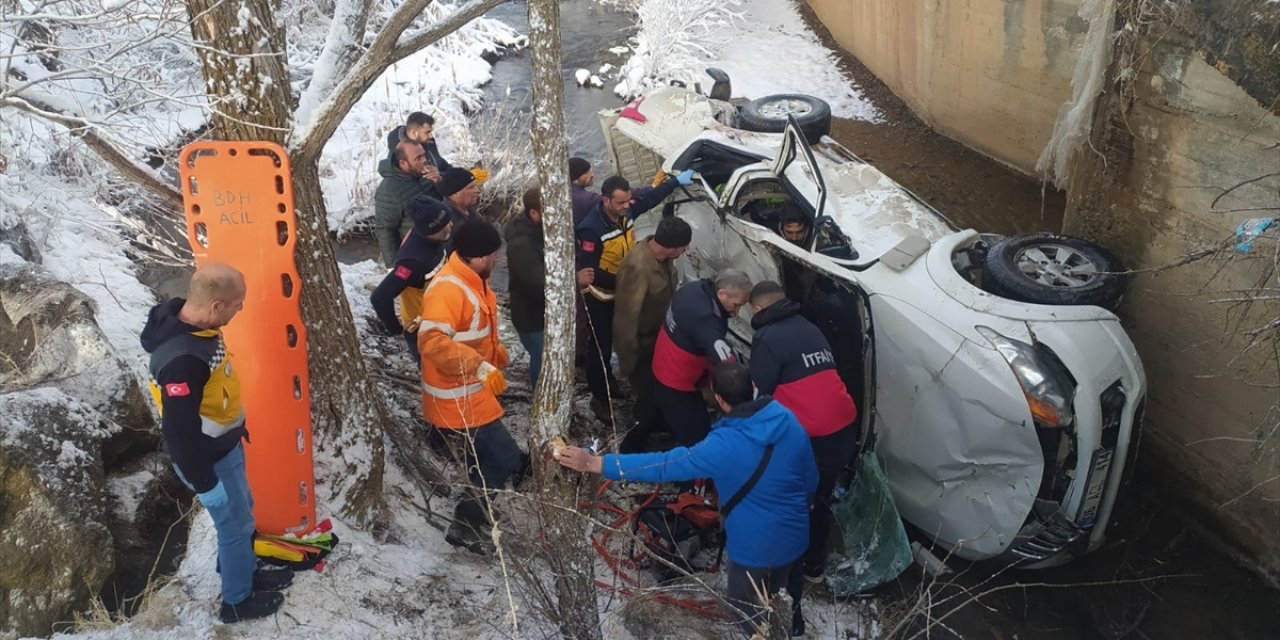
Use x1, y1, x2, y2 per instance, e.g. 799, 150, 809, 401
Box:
705, 68, 731, 101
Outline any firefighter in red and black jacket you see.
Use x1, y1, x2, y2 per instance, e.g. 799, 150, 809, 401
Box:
650, 269, 753, 446
746, 280, 859, 587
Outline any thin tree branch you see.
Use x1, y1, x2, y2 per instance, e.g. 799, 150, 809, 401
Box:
1, 95, 183, 209
291, 0, 376, 128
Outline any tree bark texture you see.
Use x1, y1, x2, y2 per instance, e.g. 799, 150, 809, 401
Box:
526, 0, 601, 637
185, 0, 387, 526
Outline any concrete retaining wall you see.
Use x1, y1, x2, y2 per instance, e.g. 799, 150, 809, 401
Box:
806, 0, 1087, 174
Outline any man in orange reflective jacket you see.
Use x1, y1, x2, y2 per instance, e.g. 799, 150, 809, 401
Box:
418, 219, 524, 553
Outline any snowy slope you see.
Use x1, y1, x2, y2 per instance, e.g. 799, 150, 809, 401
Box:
612, 0, 879, 122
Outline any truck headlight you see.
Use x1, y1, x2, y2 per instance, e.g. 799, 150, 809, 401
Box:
976, 326, 1076, 428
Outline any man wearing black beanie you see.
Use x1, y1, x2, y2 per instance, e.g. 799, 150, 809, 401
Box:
438, 167, 481, 235
612, 216, 693, 452
369, 195, 452, 363
568, 157, 598, 226
418, 218, 525, 554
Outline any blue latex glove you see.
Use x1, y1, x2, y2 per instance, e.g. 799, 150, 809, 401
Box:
675, 169, 696, 186
197, 481, 229, 510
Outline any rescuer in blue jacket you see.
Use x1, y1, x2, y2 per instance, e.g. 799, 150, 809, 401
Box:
555, 361, 818, 638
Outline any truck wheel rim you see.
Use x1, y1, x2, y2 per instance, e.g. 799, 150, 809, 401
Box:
1014, 244, 1100, 288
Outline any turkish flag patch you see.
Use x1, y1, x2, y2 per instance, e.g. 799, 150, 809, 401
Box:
164, 382, 191, 397
581, 240, 596, 252
394, 265, 412, 280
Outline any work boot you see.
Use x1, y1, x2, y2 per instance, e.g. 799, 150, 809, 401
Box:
511, 451, 533, 490
445, 499, 494, 555
445, 519, 493, 555
252, 567, 294, 592
803, 562, 825, 585
219, 590, 284, 623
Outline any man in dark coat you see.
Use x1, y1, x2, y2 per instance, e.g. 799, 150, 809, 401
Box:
612, 216, 692, 452
748, 280, 859, 613
504, 186, 593, 385
385, 111, 454, 177
651, 269, 752, 446
370, 196, 453, 363
568, 157, 600, 226
374, 141, 436, 266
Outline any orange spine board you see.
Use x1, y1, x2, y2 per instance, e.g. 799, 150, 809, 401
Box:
178, 142, 317, 536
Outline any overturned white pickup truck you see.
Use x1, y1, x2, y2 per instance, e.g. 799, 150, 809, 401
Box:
599, 76, 1145, 567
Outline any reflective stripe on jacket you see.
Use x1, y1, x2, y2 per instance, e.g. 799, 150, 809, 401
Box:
417, 254, 509, 428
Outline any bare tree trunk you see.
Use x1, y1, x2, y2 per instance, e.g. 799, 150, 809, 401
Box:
526, 0, 602, 637
186, 0, 388, 526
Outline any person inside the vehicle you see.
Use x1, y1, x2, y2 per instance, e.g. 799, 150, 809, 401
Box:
779, 207, 811, 248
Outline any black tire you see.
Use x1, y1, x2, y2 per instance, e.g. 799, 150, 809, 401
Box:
739, 94, 832, 140
984, 233, 1127, 309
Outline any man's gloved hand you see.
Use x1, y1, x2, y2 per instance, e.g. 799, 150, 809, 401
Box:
477, 361, 507, 396
675, 169, 696, 186
197, 481, 229, 510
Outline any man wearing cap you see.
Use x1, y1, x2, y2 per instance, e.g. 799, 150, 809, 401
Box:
418, 219, 525, 554
438, 167, 482, 234
576, 170, 693, 421
370, 195, 453, 363
612, 216, 692, 452
374, 140, 438, 267
568, 157, 599, 226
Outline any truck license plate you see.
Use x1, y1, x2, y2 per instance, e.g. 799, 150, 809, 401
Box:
1076, 448, 1114, 529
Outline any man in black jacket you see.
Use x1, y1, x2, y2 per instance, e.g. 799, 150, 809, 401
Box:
650, 269, 752, 446
140, 264, 292, 623
385, 111, 454, 178
748, 280, 859, 588
504, 187, 593, 385
370, 195, 453, 363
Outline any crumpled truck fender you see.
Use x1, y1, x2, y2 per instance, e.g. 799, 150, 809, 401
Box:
872, 293, 1041, 560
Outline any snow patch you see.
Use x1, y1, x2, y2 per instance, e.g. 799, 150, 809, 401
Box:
613, 0, 879, 122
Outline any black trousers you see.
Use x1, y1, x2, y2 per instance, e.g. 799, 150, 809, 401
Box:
583, 296, 618, 404
785, 423, 860, 629
654, 380, 711, 447
439, 419, 523, 528
805, 424, 859, 571
726, 560, 794, 638
619, 356, 664, 453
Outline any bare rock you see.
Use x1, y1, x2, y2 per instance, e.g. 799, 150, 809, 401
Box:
0, 388, 116, 639
101, 452, 191, 616
0, 263, 158, 469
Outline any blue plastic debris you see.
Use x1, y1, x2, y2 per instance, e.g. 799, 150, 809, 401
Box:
1235, 217, 1276, 253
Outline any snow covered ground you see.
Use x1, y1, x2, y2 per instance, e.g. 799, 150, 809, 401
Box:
611, 0, 880, 122
3, 0, 884, 637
